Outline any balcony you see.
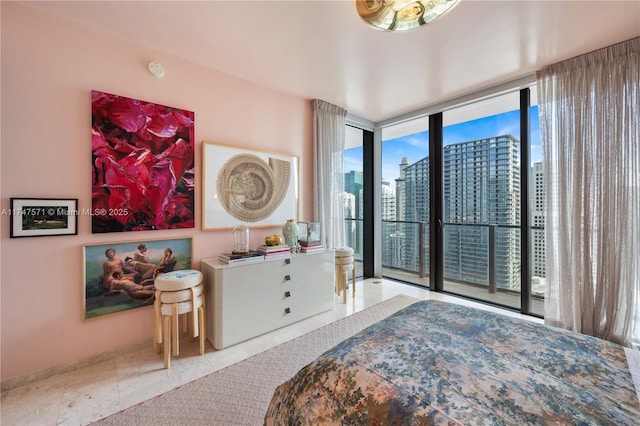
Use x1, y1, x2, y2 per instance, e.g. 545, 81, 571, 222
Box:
346, 218, 544, 315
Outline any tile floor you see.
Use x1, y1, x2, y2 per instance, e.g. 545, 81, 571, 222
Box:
1, 278, 542, 426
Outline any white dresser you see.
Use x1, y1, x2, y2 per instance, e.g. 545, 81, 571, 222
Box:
201, 251, 334, 350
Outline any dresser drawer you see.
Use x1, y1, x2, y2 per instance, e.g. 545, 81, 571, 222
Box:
208, 259, 293, 308
283, 279, 333, 308
202, 252, 334, 350
214, 285, 329, 331
212, 287, 333, 349
212, 292, 291, 349
288, 252, 334, 287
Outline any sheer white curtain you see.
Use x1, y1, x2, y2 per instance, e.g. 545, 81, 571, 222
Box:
538, 37, 639, 348
312, 99, 347, 249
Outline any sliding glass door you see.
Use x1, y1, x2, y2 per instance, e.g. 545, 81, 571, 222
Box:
377, 87, 544, 317
442, 92, 522, 309
341, 87, 543, 316
380, 118, 430, 286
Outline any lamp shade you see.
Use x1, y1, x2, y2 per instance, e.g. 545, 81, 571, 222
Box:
356, 0, 461, 32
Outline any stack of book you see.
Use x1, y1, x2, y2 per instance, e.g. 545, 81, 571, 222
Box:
257, 244, 291, 259
300, 243, 325, 253
218, 250, 264, 265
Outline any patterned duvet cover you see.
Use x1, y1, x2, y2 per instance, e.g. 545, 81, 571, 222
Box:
264, 300, 640, 425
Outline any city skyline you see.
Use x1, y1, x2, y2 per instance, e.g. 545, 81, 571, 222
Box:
345, 107, 541, 182
343, 108, 546, 300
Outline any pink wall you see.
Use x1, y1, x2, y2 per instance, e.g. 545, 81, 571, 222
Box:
0, 3, 314, 381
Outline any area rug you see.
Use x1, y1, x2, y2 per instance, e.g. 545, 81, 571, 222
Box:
93, 294, 420, 426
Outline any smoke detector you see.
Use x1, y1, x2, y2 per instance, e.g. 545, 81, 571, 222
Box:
147, 61, 165, 78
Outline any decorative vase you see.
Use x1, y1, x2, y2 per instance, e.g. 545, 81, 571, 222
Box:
282, 219, 299, 250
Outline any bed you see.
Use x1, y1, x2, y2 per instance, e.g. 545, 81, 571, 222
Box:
264, 300, 640, 425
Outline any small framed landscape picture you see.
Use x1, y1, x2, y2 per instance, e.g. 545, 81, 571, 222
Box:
9, 198, 78, 238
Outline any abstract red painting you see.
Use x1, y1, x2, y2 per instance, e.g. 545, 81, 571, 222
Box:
91, 90, 195, 233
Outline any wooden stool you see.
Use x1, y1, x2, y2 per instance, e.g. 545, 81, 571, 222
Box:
153, 270, 205, 369
334, 247, 356, 303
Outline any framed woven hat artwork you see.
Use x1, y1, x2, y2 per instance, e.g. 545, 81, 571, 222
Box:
202, 142, 299, 230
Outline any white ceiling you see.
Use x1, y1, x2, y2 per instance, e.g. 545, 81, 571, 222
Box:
22, 0, 640, 123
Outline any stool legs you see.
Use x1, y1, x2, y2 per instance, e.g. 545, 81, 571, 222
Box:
335, 257, 355, 303
335, 266, 347, 302
190, 287, 199, 339
163, 315, 171, 369
154, 270, 205, 369
198, 306, 205, 355
155, 298, 206, 369
172, 302, 179, 356
352, 267, 357, 297
342, 269, 348, 304
154, 293, 163, 354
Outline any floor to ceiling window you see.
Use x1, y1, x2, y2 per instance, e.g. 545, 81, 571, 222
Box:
375, 85, 544, 317
344, 125, 364, 277
442, 92, 523, 310
380, 118, 430, 285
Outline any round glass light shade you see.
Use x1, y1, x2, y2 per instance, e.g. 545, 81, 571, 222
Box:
356, 0, 461, 32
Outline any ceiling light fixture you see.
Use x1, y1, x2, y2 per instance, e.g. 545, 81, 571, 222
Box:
356, 0, 461, 32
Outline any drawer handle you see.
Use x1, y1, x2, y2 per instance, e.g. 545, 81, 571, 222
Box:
285, 258, 291, 265
284, 274, 291, 281
285, 291, 291, 298
285, 307, 291, 314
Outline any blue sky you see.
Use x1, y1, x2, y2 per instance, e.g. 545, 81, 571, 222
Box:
345, 107, 541, 183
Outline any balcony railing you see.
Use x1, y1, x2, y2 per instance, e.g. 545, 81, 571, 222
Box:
346, 218, 546, 299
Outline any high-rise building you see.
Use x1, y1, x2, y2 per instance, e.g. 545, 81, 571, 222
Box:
531, 161, 546, 292
381, 180, 402, 268
398, 157, 430, 223
344, 171, 364, 257
394, 135, 521, 290
381, 180, 396, 221
343, 192, 357, 252
388, 156, 430, 275
344, 171, 363, 216
395, 157, 410, 222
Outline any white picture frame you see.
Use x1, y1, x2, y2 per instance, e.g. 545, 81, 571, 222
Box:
202, 142, 299, 230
